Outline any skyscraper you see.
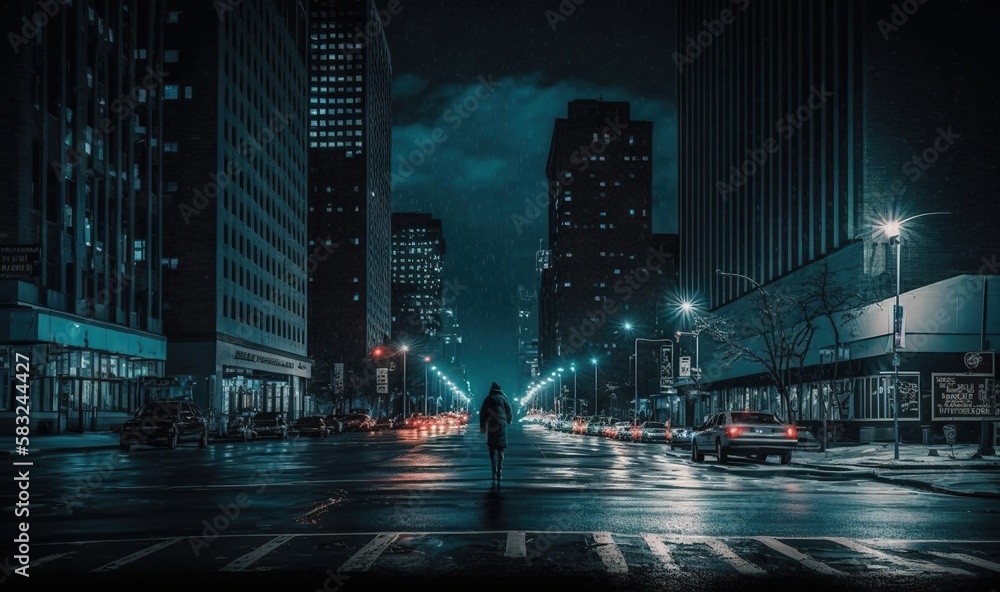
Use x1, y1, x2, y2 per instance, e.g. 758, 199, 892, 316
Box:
0, 0, 168, 434
159, 0, 312, 430
391, 212, 444, 348
307, 0, 393, 399
540, 99, 678, 415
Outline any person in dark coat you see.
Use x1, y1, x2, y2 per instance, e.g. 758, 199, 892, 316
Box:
479, 382, 513, 480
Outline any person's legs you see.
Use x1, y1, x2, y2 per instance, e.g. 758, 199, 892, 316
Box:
496, 448, 504, 480
489, 446, 497, 479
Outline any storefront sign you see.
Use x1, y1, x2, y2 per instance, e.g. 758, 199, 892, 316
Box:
234, 349, 294, 369
139, 377, 178, 387
932, 373, 996, 420
0, 245, 41, 280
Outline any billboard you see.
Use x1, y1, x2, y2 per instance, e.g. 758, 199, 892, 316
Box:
659, 343, 673, 389
931, 374, 996, 420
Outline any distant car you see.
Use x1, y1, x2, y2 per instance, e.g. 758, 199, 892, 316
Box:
401, 412, 432, 429
120, 399, 209, 450
293, 415, 329, 438
638, 421, 670, 443
340, 413, 374, 431
691, 411, 798, 464
322, 414, 344, 433
669, 427, 693, 449
253, 411, 289, 439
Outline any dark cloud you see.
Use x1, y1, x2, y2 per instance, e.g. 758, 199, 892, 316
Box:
384, 1, 677, 395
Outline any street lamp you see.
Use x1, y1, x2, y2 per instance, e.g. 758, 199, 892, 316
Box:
571, 363, 577, 416
400, 345, 408, 419
877, 211, 950, 461
423, 356, 431, 415
591, 357, 599, 418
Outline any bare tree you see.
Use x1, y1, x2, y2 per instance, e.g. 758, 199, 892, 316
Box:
701, 259, 875, 429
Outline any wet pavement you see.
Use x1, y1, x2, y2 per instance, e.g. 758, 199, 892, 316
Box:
7, 429, 1000, 498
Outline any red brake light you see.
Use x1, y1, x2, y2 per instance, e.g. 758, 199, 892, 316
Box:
726, 426, 743, 438
786, 426, 798, 439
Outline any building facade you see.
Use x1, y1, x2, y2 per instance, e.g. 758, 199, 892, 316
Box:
307, 0, 392, 401
677, 0, 1000, 442
160, 0, 312, 433
0, 0, 169, 434
539, 99, 679, 421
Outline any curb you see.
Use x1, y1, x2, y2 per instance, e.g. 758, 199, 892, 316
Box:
871, 473, 1000, 499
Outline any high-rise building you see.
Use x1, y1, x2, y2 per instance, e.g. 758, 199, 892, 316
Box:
159, 0, 312, 431
0, 0, 168, 434
540, 99, 679, 418
390, 212, 444, 349
516, 284, 539, 399
307, 0, 392, 400
677, 0, 1000, 440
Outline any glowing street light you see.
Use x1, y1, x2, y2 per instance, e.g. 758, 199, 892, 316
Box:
876, 211, 950, 460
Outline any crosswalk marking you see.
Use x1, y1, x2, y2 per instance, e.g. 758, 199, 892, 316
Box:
220, 534, 295, 572
829, 538, 973, 576
90, 537, 183, 572
754, 537, 843, 575
505, 531, 526, 557
593, 532, 628, 574
339, 532, 399, 572
928, 551, 1000, 573
641, 533, 678, 571
702, 539, 767, 575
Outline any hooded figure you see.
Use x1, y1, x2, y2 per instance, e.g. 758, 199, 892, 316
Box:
479, 382, 513, 479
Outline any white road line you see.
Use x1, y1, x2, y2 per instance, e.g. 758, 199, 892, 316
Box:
339, 532, 399, 572
754, 537, 843, 575
32, 552, 74, 568
830, 538, 972, 576
505, 531, 526, 558
641, 533, 678, 571
928, 551, 1000, 573
220, 534, 296, 572
592, 532, 628, 574
91, 537, 183, 572
702, 539, 767, 575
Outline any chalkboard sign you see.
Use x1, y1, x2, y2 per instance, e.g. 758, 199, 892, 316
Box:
931, 373, 995, 420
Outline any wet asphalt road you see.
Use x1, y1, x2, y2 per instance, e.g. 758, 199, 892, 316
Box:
5, 421, 1000, 590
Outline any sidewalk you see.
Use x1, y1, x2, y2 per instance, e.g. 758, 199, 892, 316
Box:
8, 430, 1000, 498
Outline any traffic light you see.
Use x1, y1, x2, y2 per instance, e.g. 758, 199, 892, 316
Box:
372, 346, 385, 358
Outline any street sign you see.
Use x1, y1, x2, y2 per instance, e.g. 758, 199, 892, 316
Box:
659, 343, 673, 388
679, 356, 691, 378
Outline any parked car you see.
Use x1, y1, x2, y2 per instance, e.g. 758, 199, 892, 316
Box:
292, 415, 329, 437
323, 414, 345, 433
340, 413, 375, 431
638, 421, 670, 443
586, 419, 608, 436
571, 416, 588, 434
253, 411, 289, 439
120, 399, 209, 450
691, 411, 798, 464
401, 412, 432, 429
669, 427, 693, 449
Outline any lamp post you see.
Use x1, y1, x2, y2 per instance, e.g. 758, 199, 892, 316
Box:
571, 363, 577, 416
423, 356, 431, 415
591, 358, 598, 418
400, 345, 408, 419
879, 211, 950, 461
556, 367, 563, 415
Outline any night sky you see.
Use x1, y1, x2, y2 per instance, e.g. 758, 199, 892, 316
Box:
385, 0, 677, 397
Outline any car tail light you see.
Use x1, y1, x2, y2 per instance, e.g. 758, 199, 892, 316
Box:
785, 426, 798, 439
726, 426, 744, 438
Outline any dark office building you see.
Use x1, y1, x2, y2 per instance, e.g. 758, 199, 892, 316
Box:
540, 99, 679, 418
0, 0, 168, 434
516, 284, 539, 400
159, 0, 312, 432
677, 0, 1000, 441
390, 212, 444, 347
307, 0, 393, 397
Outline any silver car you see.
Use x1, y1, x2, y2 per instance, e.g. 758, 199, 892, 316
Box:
691, 411, 798, 464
